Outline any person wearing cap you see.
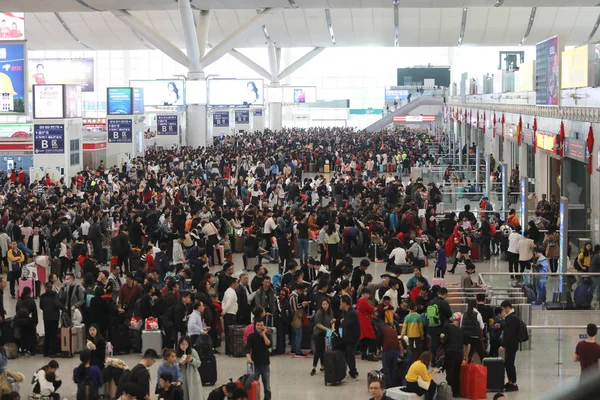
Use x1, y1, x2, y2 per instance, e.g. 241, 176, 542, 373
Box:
533, 247, 548, 305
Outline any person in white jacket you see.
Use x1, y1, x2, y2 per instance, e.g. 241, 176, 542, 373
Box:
0, 229, 10, 269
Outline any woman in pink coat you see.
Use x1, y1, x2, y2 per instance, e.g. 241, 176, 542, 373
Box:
357, 288, 378, 361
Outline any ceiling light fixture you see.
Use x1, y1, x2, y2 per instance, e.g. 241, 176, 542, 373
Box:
585, 12, 600, 43
394, 1, 400, 47
457, 8, 468, 46
288, 0, 298, 8
257, 9, 272, 41
54, 12, 93, 50
325, 9, 336, 46
494, 0, 505, 7
519, 7, 537, 46
75, 0, 102, 11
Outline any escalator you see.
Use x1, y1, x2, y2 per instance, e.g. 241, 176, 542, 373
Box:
365, 96, 444, 133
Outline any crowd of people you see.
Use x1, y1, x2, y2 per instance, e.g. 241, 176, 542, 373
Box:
0, 125, 588, 400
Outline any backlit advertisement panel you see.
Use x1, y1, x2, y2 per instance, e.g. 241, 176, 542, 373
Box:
208, 79, 264, 106
0, 41, 26, 114
130, 80, 184, 106
561, 45, 591, 89
33, 84, 64, 119
0, 13, 24, 40
29, 59, 94, 92
536, 36, 560, 105
283, 87, 317, 103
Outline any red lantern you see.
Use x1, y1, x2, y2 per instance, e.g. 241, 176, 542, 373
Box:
587, 124, 594, 175
533, 117, 537, 154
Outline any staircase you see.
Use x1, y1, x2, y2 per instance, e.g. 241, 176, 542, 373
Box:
365, 96, 444, 133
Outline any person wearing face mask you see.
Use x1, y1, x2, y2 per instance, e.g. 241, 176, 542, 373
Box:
58, 273, 86, 314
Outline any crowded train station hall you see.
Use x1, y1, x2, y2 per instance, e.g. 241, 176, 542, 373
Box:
0, 0, 598, 399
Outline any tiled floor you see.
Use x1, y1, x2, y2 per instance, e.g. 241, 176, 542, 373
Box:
4, 252, 592, 399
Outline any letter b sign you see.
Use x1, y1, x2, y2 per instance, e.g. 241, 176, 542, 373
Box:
41, 140, 48, 149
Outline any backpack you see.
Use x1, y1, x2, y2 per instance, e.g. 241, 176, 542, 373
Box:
517, 318, 529, 343
436, 382, 453, 400
426, 303, 441, 328
76, 371, 99, 400
272, 273, 282, 290
279, 289, 293, 325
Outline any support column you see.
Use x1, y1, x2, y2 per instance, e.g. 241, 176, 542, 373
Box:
269, 102, 283, 131
178, 0, 201, 73
197, 10, 211, 58
187, 104, 208, 148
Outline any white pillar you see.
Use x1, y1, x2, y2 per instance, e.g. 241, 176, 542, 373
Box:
187, 104, 208, 148
269, 102, 282, 131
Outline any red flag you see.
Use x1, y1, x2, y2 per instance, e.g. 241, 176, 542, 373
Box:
588, 124, 594, 175
493, 112, 496, 139
517, 116, 522, 147
533, 117, 537, 154
559, 121, 565, 158
483, 111, 486, 135
501, 114, 505, 143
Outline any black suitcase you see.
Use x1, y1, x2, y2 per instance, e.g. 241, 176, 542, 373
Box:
199, 354, 217, 386
111, 325, 130, 354
2, 318, 14, 344
350, 245, 366, 258
129, 328, 141, 353
34, 280, 41, 299
324, 350, 346, 386
227, 325, 246, 357
483, 357, 505, 392
194, 334, 213, 359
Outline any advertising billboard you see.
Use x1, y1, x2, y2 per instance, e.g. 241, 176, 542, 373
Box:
0, 123, 31, 138
65, 85, 82, 118
208, 79, 264, 106
130, 80, 184, 106
132, 87, 144, 114
34, 124, 65, 154
0, 13, 24, 40
157, 115, 177, 135
283, 87, 317, 103
107, 88, 132, 115
536, 36, 561, 105
0, 41, 26, 114
29, 59, 94, 92
561, 45, 591, 89
384, 89, 409, 101
33, 84, 64, 119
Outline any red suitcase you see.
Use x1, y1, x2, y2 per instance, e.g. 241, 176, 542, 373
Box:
470, 243, 482, 261
246, 381, 260, 400
460, 363, 488, 399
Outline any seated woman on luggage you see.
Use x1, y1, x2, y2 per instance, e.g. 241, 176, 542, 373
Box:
404, 351, 439, 400
156, 349, 182, 393
87, 324, 106, 371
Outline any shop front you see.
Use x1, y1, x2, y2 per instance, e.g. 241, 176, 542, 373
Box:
535, 131, 561, 200
503, 123, 520, 174
563, 137, 590, 231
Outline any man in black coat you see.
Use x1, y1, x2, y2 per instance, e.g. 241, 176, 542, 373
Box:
500, 300, 524, 392
39, 282, 67, 356
350, 259, 370, 292
236, 273, 252, 325
340, 295, 360, 380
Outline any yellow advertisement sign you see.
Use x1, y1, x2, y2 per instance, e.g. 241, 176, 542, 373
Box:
517, 61, 536, 91
562, 45, 589, 89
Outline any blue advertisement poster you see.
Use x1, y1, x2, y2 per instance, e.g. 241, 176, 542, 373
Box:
132, 87, 145, 114
213, 111, 229, 127
107, 88, 132, 115
252, 109, 263, 117
107, 119, 133, 143
157, 115, 178, 135
0, 42, 26, 114
235, 110, 249, 124
34, 124, 65, 154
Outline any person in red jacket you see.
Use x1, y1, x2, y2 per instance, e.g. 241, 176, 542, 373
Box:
357, 288, 378, 361
17, 168, 25, 184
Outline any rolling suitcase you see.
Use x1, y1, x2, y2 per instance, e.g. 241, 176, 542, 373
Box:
199, 354, 217, 386
227, 325, 246, 357
470, 243, 481, 261
141, 330, 163, 354
73, 325, 86, 353
16, 276, 35, 298
308, 240, 318, 257
4, 343, 18, 359
129, 328, 141, 353
483, 357, 505, 392
61, 327, 76, 357
234, 236, 245, 253
213, 245, 225, 264
324, 164, 330, 173
2, 318, 14, 344
432, 277, 446, 288
194, 334, 213, 359
309, 163, 316, 173
246, 380, 261, 400
324, 350, 346, 385
265, 316, 277, 354
111, 325, 130, 355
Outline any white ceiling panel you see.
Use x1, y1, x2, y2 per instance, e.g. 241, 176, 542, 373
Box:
301, 8, 329, 47
351, 9, 374, 46
328, 9, 355, 46
438, 8, 463, 46
574, 9, 600, 43
419, 9, 442, 46
372, 8, 393, 47
502, 7, 530, 45
462, 8, 489, 45
283, 9, 312, 47
526, 7, 560, 45
481, 8, 510, 45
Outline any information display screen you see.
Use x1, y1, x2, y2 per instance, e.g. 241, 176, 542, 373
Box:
157, 115, 178, 135
213, 111, 229, 127
107, 88, 132, 115
209, 79, 264, 106
235, 110, 249, 124
132, 87, 145, 114
34, 124, 65, 154
107, 119, 133, 143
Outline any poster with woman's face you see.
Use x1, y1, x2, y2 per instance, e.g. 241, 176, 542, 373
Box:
208, 79, 264, 106
130, 80, 184, 106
